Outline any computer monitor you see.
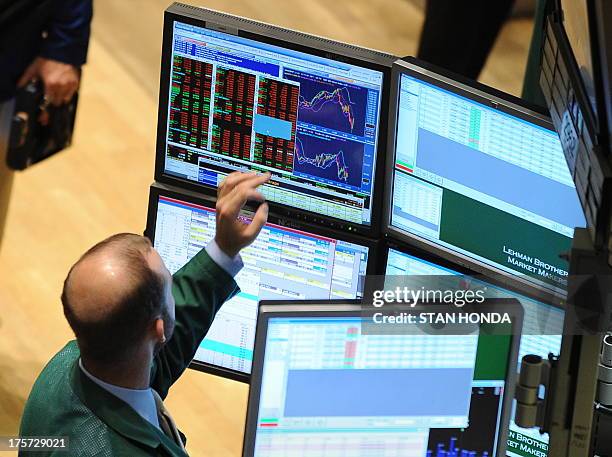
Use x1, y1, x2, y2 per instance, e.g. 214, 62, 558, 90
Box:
243, 300, 523, 457
540, 0, 612, 244
145, 183, 377, 382
155, 4, 393, 236
385, 58, 586, 297
383, 241, 564, 457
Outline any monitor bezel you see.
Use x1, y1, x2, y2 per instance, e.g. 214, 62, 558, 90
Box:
593, 0, 612, 150
242, 298, 523, 457
555, 0, 612, 149
384, 57, 579, 302
145, 182, 381, 383
154, 3, 395, 238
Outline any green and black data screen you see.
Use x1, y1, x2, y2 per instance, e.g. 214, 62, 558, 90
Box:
391, 73, 586, 291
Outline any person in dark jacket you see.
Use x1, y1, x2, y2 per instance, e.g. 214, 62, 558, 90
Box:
0, 0, 93, 103
0, 0, 93, 246
417, 0, 515, 80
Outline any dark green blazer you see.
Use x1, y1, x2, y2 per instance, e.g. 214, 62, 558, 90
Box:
19, 249, 239, 457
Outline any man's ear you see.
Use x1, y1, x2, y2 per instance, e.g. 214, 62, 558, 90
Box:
155, 318, 166, 343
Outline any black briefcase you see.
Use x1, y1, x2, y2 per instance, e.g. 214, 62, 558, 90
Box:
6, 79, 78, 170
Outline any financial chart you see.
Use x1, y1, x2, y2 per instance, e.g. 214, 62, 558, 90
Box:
153, 195, 370, 374
294, 133, 364, 188
285, 69, 368, 136
426, 385, 504, 457
391, 73, 586, 291
386, 247, 563, 457
163, 21, 384, 225
252, 316, 509, 457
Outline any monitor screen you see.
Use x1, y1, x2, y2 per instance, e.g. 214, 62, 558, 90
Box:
153, 194, 370, 377
386, 246, 563, 457
160, 19, 386, 227
250, 313, 512, 456
389, 68, 586, 292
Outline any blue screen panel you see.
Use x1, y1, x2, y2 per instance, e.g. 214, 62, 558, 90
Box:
284, 368, 473, 417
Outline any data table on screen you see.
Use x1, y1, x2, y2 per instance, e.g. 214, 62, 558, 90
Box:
254, 431, 429, 457
250, 315, 511, 457
385, 247, 563, 457
385, 248, 563, 365
391, 71, 586, 291
153, 196, 370, 375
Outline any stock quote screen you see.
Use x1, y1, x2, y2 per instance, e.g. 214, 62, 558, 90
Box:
391, 73, 586, 292
163, 21, 384, 226
153, 195, 370, 375
386, 247, 564, 457
252, 315, 510, 457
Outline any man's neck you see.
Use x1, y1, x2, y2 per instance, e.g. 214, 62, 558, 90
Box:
81, 355, 151, 390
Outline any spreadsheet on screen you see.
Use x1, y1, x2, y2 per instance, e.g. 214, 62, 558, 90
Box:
251, 315, 511, 457
390, 72, 586, 291
386, 247, 563, 456
153, 195, 369, 374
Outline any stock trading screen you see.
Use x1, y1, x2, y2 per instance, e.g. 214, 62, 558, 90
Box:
211, 67, 256, 160
251, 316, 510, 457
168, 57, 213, 150
163, 21, 384, 226
386, 247, 563, 457
390, 73, 586, 293
153, 195, 370, 375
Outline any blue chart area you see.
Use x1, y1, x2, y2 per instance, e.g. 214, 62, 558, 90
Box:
295, 133, 364, 189
284, 69, 368, 136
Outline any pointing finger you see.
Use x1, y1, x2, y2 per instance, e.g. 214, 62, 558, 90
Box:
241, 202, 269, 244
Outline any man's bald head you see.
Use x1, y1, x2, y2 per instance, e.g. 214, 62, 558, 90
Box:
62, 234, 171, 364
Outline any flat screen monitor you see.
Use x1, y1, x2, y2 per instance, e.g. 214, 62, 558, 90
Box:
386, 59, 586, 297
243, 300, 522, 457
384, 242, 564, 457
155, 4, 393, 235
145, 184, 376, 382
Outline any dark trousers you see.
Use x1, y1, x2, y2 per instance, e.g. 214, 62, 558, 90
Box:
0, 99, 15, 250
417, 0, 516, 79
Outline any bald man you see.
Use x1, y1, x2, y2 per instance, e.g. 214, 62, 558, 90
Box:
18, 172, 270, 457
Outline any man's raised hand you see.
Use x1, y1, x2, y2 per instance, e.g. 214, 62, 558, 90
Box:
214, 172, 271, 258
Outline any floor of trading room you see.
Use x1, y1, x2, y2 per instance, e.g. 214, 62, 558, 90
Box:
0, 1, 533, 455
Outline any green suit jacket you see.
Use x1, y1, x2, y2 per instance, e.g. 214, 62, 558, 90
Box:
19, 249, 239, 457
